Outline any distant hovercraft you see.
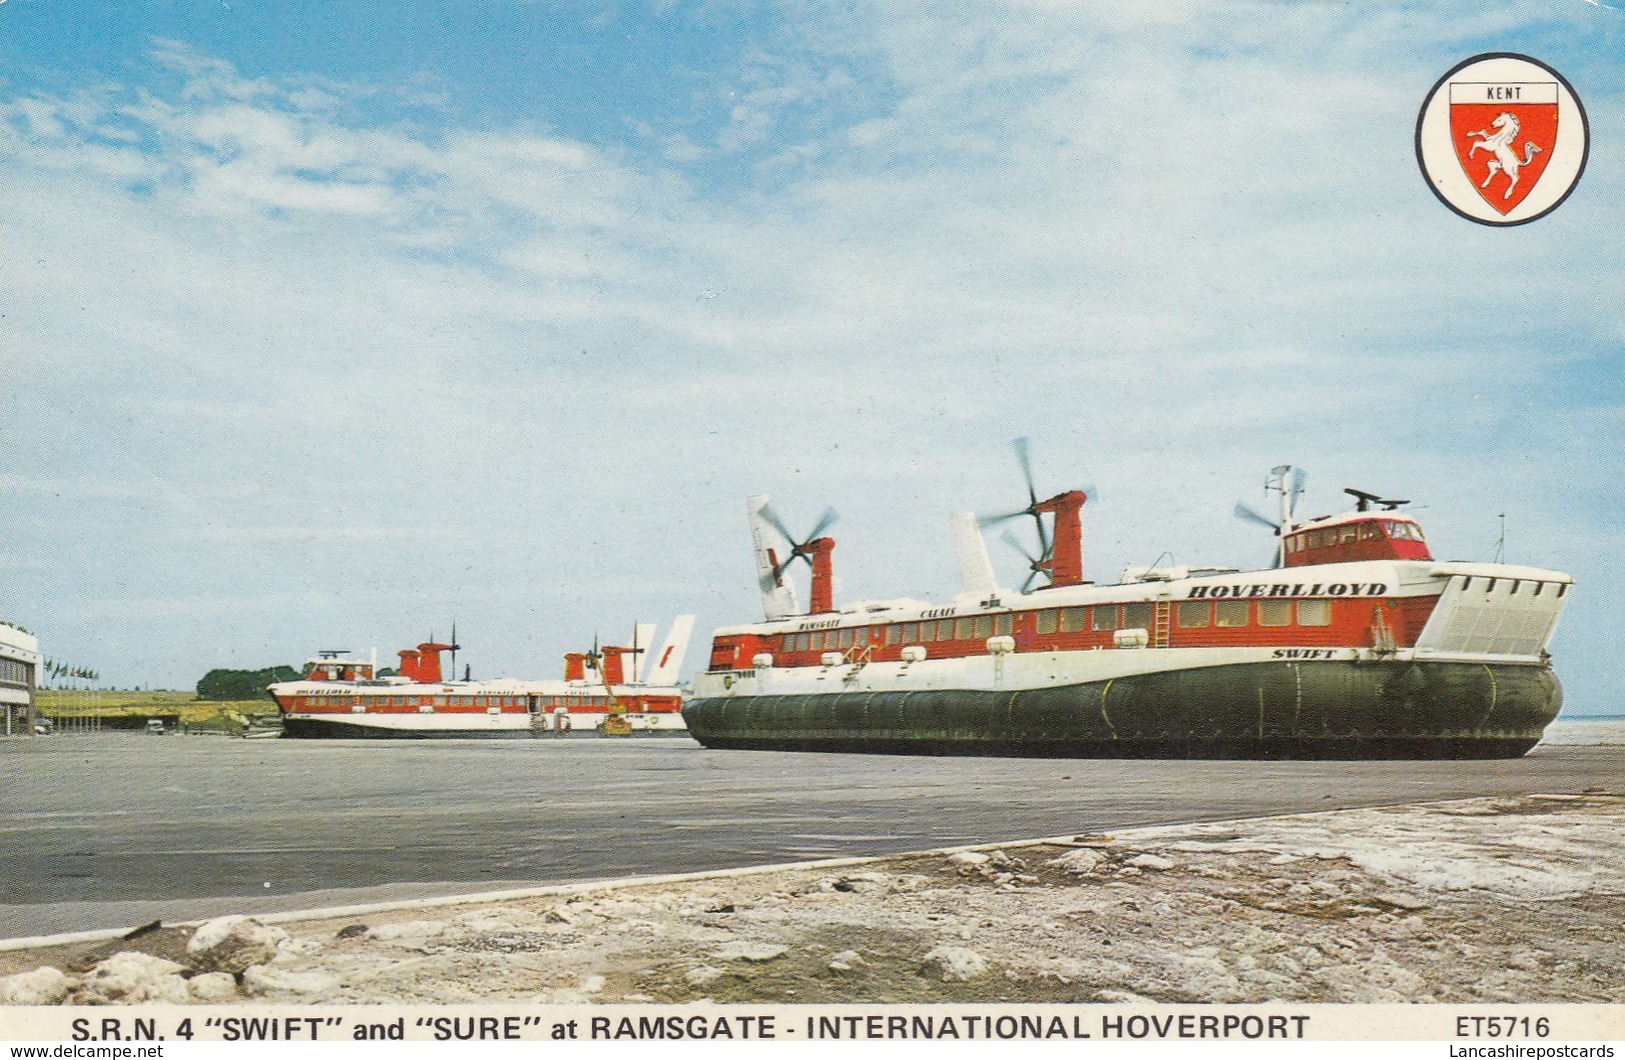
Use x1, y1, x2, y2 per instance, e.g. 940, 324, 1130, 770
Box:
270, 618, 694, 739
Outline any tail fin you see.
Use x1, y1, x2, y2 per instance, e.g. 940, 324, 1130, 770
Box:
748, 494, 801, 620
644, 616, 695, 686
950, 511, 998, 595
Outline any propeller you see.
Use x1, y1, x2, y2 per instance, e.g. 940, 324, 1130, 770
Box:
981, 435, 1059, 575
758, 502, 839, 584
1234, 465, 1309, 569
1001, 529, 1051, 593
1233, 501, 1284, 534
979, 437, 1099, 589
1288, 466, 1308, 509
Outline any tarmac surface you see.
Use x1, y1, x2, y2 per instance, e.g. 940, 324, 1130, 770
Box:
2, 731, 1620, 940
4, 791, 1622, 1009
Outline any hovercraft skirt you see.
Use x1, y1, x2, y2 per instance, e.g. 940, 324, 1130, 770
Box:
681, 660, 1561, 760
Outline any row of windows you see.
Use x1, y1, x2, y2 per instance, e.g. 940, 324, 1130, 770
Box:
782, 614, 1020, 653
1179, 599, 1330, 628
1034, 603, 1152, 634
777, 599, 1337, 654
299, 693, 612, 708
0, 657, 33, 688
1288, 520, 1423, 553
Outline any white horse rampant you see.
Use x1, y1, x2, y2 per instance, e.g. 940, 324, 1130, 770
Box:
1466, 112, 1543, 200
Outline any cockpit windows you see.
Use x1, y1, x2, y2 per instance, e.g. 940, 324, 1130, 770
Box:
1289, 519, 1424, 553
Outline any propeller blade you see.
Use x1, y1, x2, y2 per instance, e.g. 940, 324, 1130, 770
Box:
1000, 529, 1040, 567
1233, 501, 1282, 533
806, 505, 839, 542
978, 508, 1031, 527
1032, 507, 1051, 558
758, 502, 795, 546
771, 552, 812, 582
1080, 482, 1102, 505
1287, 468, 1307, 519
1013, 436, 1037, 506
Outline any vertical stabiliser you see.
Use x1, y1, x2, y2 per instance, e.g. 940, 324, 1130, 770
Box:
645, 616, 695, 685
949, 512, 998, 596
748, 495, 802, 619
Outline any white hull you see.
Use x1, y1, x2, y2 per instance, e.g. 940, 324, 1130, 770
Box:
280, 709, 689, 739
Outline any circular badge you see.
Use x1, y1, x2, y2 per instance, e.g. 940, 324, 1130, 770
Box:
1416, 53, 1587, 226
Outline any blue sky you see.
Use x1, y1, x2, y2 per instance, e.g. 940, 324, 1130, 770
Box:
1, 1, 1620, 714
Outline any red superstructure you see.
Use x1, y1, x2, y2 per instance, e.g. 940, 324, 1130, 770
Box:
396, 642, 456, 683
1033, 489, 1088, 588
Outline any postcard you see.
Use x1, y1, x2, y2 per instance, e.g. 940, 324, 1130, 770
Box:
0, 0, 1618, 1053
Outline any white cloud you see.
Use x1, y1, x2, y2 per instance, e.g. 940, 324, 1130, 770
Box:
0, 13, 1618, 709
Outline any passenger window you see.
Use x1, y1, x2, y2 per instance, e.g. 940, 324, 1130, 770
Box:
972, 615, 993, 638
994, 613, 1014, 636
1297, 600, 1331, 626
919, 622, 937, 643
886, 625, 902, 645
1176, 602, 1210, 628
1123, 603, 1152, 629
1259, 600, 1292, 627
1215, 600, 1249, 627
838, 628, 854, 648
1092, 606, 1119, 632
954, 617, 974, 640
1060, 606, 1088, 632
1036, 610, 1058, 635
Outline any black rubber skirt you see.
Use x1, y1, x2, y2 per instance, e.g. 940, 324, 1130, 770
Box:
682, 660, 1562, 760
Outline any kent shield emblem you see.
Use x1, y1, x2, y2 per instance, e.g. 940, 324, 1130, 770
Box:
1417, 54, 1587, 226
1449, 84, 1557, 214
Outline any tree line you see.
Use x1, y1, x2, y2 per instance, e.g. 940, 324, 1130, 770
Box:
196, 666, 300, 701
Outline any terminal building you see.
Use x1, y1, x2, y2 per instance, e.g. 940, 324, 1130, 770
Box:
1, 621, 39, 736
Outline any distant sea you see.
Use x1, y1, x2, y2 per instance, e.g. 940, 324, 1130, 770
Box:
1539, 716, 1625, 746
